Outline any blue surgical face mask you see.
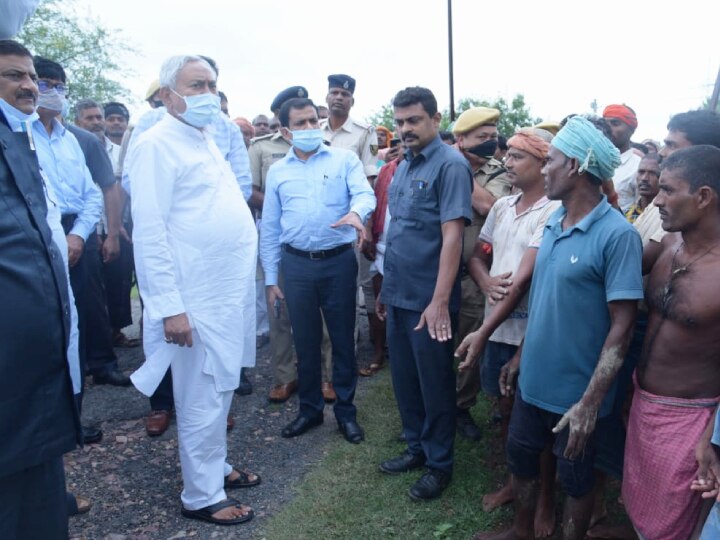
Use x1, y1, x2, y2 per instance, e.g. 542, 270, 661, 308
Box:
291, 128, 323, 152
0, 97, 38, 132
171, 89, 220, 128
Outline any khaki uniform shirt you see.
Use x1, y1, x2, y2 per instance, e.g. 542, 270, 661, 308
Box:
320, 116, 378, 178
462, 158, 512, 264
248, 132, 291, 194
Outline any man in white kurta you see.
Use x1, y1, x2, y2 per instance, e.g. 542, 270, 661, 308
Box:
127, 56, 257, 524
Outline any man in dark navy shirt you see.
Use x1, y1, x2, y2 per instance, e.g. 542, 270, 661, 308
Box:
377, 86, 473, 501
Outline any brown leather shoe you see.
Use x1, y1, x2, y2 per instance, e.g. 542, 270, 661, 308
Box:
227, 414, 235, 431
145, 410, 171, 437
322, 381, 337, 403
268, 380, 297, 403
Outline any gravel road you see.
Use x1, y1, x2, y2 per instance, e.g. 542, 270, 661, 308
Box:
68, 301, 376, 540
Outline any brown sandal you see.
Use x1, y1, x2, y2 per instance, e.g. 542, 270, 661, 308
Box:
359, 362, 385, 377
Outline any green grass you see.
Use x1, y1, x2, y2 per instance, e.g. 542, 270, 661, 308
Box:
263, 370, 511, 540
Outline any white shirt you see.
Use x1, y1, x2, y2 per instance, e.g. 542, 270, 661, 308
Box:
613, 149, 642, 213
479, 193, 560, 346
105, 136, 121, 177
128, 114, 257, 394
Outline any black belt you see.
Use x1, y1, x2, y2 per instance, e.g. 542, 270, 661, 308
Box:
283, 243, 352, 260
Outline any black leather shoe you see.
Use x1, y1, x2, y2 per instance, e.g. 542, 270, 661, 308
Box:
235, 368, 252, 396
338, 420, 364, 444
379, 451, 426, 475
82, 425, 103, 445
456, 408, 482, 441
409, 469, 451, 501
281, 415, 323, 438
93, 369, 131, 387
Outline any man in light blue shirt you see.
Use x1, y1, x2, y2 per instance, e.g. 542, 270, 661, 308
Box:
32, 57, 103, 447
260, 97, 375, 444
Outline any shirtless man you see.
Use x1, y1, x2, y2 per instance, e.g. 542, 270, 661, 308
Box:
623, 145, 720, 540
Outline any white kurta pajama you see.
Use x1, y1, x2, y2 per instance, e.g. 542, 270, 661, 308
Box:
128, 114, 256, 510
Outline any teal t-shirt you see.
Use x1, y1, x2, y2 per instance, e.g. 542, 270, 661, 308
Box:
519, 197, 644, 418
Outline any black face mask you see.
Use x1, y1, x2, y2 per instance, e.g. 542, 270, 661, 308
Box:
465, 139, 498, 159
151, 99, 163, 108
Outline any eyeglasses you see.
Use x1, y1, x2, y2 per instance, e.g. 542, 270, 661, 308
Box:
37, 80, 66, 94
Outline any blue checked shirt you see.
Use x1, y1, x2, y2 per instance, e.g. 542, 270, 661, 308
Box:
32, 118, 102, 240
260, 144, 376, 286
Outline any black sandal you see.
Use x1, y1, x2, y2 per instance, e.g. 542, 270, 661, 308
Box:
224, 469, 262, 489
181, 497, 253, 525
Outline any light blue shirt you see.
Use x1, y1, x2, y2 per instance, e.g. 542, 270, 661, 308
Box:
32, 118, 103, 240
519, 196, 644, 418
260, 143, 376, 286
123, 107, 252, 200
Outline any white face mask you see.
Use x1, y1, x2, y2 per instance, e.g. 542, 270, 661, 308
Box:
37, 90, 66, 112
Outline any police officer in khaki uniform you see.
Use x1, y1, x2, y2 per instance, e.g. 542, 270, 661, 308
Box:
250, 86, 333, 403
320, 74, 379, 178
452, 107, 512, 440
320, 74, 382, 388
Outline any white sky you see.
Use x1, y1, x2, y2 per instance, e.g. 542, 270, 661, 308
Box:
74, 0, 719, 141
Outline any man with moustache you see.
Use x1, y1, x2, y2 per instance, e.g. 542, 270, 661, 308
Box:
377, 87, 473, 501
0, 38, 80, 539
602, 104, 642, 213
455, 128, 560, 537
451, 107, 512, 441
623, 145, 720, 540
471, 116, 642, 540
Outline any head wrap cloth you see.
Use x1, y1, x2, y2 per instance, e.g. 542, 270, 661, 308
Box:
603, 104, 638, 129
507, 128, 552, 160
551, 116, 621, 181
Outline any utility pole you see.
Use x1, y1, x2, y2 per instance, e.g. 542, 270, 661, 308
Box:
448, 0, 455, 121
709, 65, 720, 112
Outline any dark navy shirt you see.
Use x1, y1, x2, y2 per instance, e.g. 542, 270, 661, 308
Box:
381, 135, 473, 313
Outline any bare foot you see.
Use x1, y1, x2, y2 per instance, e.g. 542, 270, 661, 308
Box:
482, 482, 514, 512
472, 528, 518, 540
586, 521, 638, 539
533, 494, 555, 538
211, 500, 252, 520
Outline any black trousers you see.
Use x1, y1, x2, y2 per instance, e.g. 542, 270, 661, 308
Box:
281, 247, 358, 423
386, 305, 457, 474
150, 369, 174, 411
103, 230, 134, 331
0, 457, 68, 540
84, 232, 118, 377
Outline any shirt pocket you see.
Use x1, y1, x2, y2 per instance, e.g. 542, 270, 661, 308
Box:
322, 174, 349, 208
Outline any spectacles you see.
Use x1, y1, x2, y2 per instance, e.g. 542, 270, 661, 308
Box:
37, 80, 66, 94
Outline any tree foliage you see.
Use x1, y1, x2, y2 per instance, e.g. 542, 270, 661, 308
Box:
367, 94, 542, 137
17, 0, 136, 105
441, 94, 542, 136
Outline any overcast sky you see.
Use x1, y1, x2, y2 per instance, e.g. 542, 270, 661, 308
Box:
74, 0, 719, 141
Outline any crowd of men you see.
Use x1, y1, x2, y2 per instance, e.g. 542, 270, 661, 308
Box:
2, 13, 720, 539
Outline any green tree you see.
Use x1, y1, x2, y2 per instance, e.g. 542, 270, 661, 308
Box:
367, 94, 542, 137
17, 0, 136, 105
366, 102, 395, 130
441, 94, 542, 136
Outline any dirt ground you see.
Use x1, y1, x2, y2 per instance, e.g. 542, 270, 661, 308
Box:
68, 301, 377, 540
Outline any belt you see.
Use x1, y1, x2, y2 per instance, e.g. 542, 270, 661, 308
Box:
283, 242, 352, 260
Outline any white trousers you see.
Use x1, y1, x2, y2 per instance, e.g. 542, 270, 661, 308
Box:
171, 338, 234, 510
